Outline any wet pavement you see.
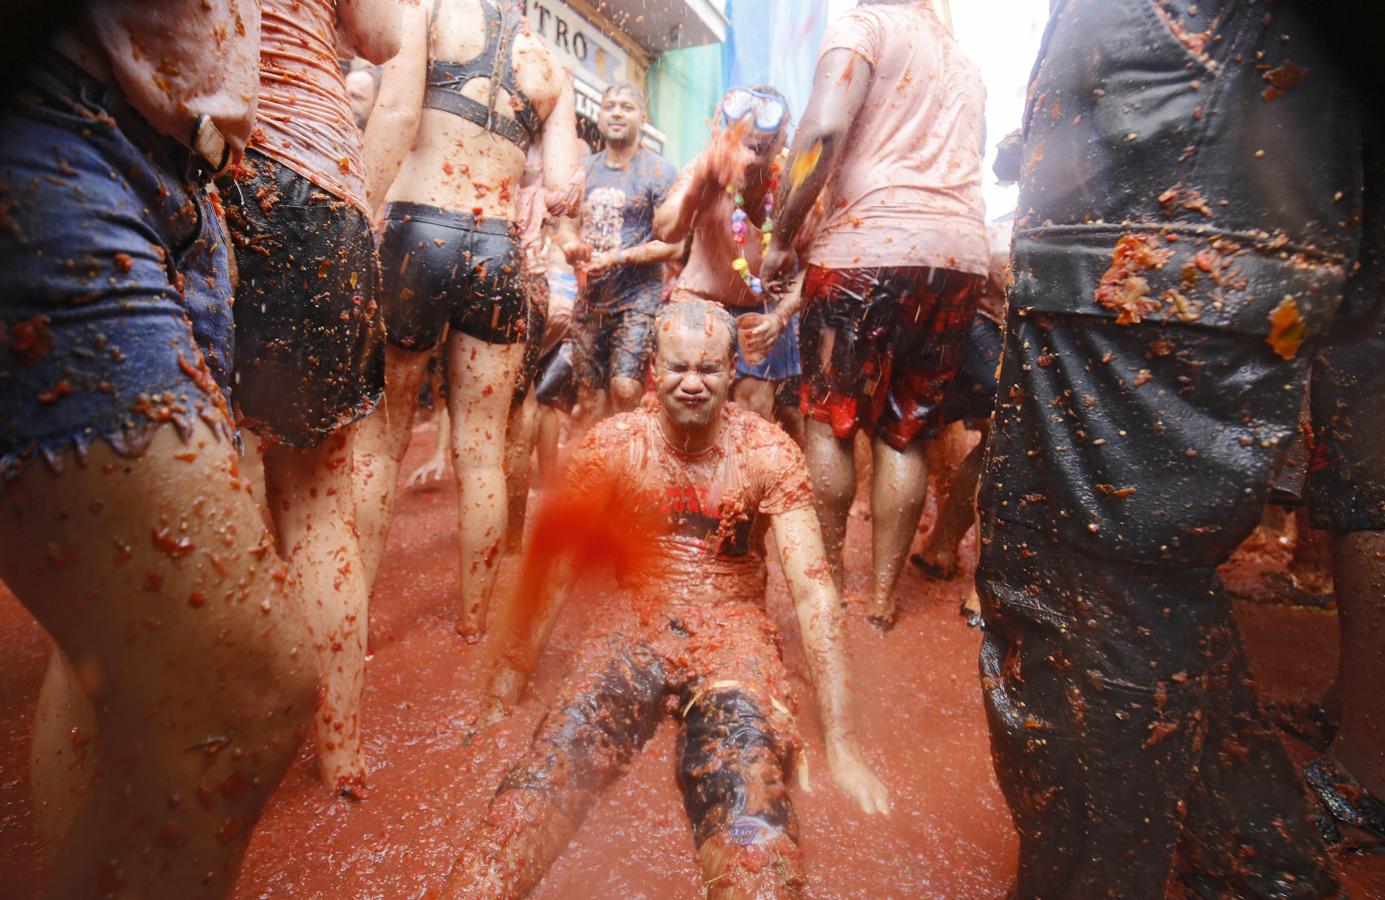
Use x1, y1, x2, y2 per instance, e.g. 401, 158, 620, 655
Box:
0, 425, 1381, 898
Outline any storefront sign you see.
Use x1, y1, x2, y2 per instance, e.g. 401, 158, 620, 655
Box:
531, 1, 632, 90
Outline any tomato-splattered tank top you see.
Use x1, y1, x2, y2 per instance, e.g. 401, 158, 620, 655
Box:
249, 0, 370, 216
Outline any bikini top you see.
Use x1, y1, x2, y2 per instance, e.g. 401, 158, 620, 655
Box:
424, 0, 540, 152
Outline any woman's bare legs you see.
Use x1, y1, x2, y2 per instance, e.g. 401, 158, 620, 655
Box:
355, 343, 432, 587
407, 403, 451, 489
448, 332, 527, 640
2, 421, 316, 898
262, 425, 371, 796
534, 405, 566, 488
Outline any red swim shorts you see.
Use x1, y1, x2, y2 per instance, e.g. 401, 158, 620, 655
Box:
799, 265, 984, 450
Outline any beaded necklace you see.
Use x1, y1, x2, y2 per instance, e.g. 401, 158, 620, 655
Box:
728, 171, 778, 296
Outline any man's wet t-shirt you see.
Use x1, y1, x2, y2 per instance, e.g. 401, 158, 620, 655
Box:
564, 402, 814, 607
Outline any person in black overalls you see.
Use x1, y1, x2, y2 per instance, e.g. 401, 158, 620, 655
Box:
976, 1, 1384, 896
354, 0, 584, 639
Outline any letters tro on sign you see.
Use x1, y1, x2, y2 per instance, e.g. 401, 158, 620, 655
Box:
531, 1, 632, 92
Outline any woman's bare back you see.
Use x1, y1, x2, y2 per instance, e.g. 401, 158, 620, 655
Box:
387, 0, 565, 219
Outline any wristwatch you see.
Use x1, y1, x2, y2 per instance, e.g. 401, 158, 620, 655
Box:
190, 114, 233, 178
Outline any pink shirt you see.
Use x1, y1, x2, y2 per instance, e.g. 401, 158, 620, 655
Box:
809, 3, 988, 276
250, 0, 369, 215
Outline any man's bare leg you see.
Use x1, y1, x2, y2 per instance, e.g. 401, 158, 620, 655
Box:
1320, 530, 1385, 800
355, 343, 432, 587
534, 406, 565, 487
774, 404, 806, 448
448, 332, 526, 639
407, 403, 451, 489
573, 384, 609, 434
733, 377, 775, 422
802, 418, 855, 589
848, 430, 873, 520
609, 374, 644, 413
1, 422, 315, 898
263, 427, 371, 795
916, 423, 988, 578
867, 436, 929, 627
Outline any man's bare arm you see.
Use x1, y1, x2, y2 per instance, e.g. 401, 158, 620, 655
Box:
624, 240, 685, 265
741, 271, 806, 365
771, 505, 890, 815
338, 0, 403, 64
362, 0, 427, 211
586, 238, 684, 277
653, 154, 711, 243
761, 48, 872, 286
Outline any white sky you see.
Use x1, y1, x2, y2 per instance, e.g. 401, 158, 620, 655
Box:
823, 0, 1049, 219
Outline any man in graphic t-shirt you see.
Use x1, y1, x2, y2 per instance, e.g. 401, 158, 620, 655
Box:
563, 83, 680, 426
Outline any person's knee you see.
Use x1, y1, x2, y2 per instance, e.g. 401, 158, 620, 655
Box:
695, 818, 805, 899
803, 439, 854, 506
610, 378, 642, 409
678, 691, 791, 843
734, 379, 774, 420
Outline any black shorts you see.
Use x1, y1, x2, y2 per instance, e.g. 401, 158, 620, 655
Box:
1307, 315, 1385, 532
223, 150, 385, 448
533, 342, 576, 412
938, 314, 1002, 429
378, 201, 527, 351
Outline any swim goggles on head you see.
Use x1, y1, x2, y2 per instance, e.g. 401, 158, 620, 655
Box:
721, 87, 788, 134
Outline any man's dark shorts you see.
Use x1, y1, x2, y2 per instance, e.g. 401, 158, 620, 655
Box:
378, 201, 527, 351
799, 264, 983, 450
0, 55, 235, 480
938, 314, 1002, 430
571, 302, 655, 388
731, 309, 802, 385
223, 150, 384, 448
1308, 315, 1385, 532
534, 342, 577, 412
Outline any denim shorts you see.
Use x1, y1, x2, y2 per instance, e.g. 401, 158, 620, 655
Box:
0, 55, 235, 480
731, 309, 801, 384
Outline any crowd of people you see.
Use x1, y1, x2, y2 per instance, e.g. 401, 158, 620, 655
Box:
0, 0, 1380, 897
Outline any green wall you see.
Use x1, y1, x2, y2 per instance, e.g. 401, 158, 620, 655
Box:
648, 43, 726, 168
